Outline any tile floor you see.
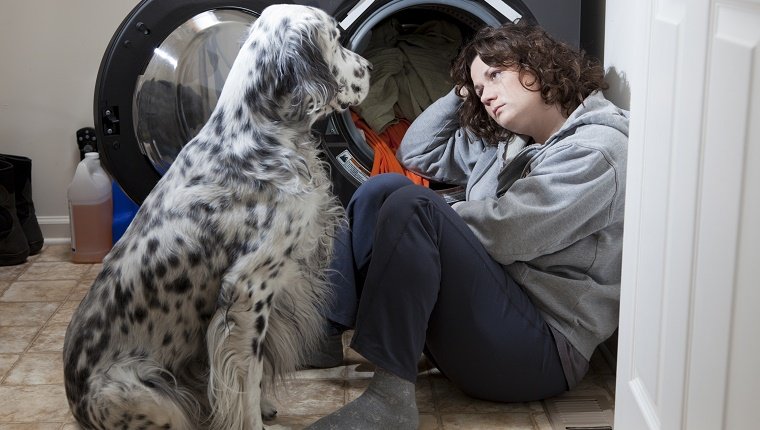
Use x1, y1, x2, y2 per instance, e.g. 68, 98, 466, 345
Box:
0, 244, 616, 429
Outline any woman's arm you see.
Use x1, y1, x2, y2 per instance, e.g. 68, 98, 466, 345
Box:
454, 133, 625, 266
397, 89, 485, 185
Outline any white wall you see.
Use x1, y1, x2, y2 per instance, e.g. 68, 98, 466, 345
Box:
603, 0, 642, 111
0, 0, 140, 241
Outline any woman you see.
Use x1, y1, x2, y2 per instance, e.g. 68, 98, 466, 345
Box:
307, 20, 629, 429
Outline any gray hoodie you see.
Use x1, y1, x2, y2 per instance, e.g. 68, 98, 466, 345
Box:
397, 89, 629, 362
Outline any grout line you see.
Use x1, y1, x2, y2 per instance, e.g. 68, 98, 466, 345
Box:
0, 249, 87, 387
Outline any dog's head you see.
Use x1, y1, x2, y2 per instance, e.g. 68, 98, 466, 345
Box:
228, 4, 372, 124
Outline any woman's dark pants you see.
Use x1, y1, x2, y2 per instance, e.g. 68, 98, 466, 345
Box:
327, 173, 567, 402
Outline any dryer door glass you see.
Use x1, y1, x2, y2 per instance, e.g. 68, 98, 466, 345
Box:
133, 9, 255, 174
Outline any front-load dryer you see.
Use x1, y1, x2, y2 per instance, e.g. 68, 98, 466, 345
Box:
93, 0, 603, 206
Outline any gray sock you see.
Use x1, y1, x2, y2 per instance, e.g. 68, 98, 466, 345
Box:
306, 367, 419, 430
303, 333, 344, 369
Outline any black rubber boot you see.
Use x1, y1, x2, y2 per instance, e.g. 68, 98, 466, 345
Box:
0, 159, 30, 266
0, 154, 44, 254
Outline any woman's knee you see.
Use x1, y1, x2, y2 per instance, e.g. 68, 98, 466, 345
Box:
381, 184, 441, 215
349, 174, 414, 210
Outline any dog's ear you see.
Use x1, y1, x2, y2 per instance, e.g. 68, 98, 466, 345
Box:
276, 22, 339, 119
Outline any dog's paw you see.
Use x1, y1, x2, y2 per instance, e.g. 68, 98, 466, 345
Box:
261, 398, 278, 421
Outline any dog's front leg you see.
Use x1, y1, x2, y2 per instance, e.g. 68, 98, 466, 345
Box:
206, 255, 289, 430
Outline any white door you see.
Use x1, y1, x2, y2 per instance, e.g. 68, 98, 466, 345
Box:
614, 0, 760, 429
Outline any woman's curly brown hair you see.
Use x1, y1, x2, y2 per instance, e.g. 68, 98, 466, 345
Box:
451, 20, 608, 145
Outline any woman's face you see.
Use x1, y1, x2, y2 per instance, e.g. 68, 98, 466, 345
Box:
469, 55, 547, 138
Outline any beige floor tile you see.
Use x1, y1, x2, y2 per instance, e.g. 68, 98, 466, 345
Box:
80, 265, 102, 283
29, 324, 68, 353
431, 376, 535, 414
66, 283, 90, 302
0, 264, 29, 282
0, 303, 59, 327
33, 244, 72, 263
420, 413, 442, 430
60, 425, 79, 430
0, 424, 65, 430
4, 353, 64, 385
0, 354, 19, 380
0, 281, 76, 302
0, 282, 9, 296
531, 411, 553, 430
16, 263, 89, 282
0, 385, 70, 422
48, 302, 80, 326
0, 327, 39, 353
270, 379, 346, 416
441, 412, 535, 429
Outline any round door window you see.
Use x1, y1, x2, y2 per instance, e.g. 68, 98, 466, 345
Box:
133, 9, 255, 174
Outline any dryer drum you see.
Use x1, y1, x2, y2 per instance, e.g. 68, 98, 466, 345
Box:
93, 0, 599, 206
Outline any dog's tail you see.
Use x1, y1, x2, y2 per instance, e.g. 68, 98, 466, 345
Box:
69, 357, 202, 430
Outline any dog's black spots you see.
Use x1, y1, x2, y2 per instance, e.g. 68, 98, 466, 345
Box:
351, 84, 362, 94
254, 300, 265, 312
147, 321, 154, 335
182, 154, 193, 169
245, 211, 259, 228
187, 251, 202, 267
165, 275, 192, 294
354, 67, 366, 78
194, 297, 206, 314
262, 206, 276, 229
266, 292, 274, 307
242, 119, 254, 134
140, 269, 157, 291
284, 244, 294, 257
133, 307, 148, 324
255, 315, 266, 334
212, 108, 225, 136
251, 338, 259, 356
187, 175, 205, 187
260, 281, 267, 291
162, 333, 172, 346
109, 242, 126, 262
167, 254, 180, 268
120, 323, 129, 335
280, 16, 290, 27
114, 281, 133, 309
155, 262, 167, 279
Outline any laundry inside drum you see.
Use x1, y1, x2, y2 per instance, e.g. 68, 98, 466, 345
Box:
339, 4, 492, 195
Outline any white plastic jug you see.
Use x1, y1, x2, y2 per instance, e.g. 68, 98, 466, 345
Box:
67, 152, 113, 263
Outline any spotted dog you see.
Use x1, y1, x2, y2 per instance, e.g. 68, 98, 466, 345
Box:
63, 5, 371, 429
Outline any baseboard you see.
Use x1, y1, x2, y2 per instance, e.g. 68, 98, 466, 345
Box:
38, 216, 71, 244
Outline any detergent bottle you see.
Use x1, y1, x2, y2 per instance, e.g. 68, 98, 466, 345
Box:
67, 152, 112, 263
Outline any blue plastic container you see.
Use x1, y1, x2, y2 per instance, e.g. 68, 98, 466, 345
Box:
112, 181, 139, 244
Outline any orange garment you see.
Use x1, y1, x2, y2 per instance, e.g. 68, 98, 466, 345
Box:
351, 111, 429, 187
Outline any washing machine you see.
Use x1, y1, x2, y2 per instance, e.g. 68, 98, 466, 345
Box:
94, 0, 604, 206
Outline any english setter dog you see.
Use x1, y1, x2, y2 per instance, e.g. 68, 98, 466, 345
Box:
63, 5, 370, 429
